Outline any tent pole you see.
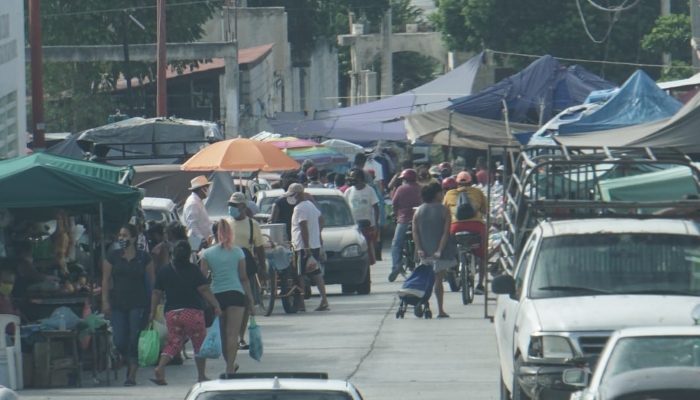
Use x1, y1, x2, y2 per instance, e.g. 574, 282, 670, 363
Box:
96, 203, 107, 313
502, 100, 513, 140
447, 110, 453, 162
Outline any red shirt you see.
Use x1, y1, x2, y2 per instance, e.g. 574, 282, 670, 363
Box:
392, 182, 422, 224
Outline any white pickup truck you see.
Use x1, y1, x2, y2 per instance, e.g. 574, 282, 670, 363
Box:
492, 218, 700, 400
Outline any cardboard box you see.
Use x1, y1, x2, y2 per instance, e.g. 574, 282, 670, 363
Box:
32, 342, 69, 388
22, 354, 33, 388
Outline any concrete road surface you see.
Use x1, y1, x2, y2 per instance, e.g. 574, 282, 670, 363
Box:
21, 257, 500, 399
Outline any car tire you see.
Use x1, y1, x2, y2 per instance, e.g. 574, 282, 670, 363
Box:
341, 284, 357, 294
356, 266, 371, 295
500, 371, 511, 400
512, 356, 531, 400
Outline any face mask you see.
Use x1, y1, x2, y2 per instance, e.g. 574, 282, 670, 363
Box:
0, 284, 13, 296
346, 179, 356, 186
287, 196, 298, 205
118, 239, 131, 249
228, 206, 240, 218
441, 171, 451, 178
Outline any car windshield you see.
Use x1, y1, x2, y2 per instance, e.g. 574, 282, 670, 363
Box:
529, 233, 700, 299
144, 209, 167, 222
196, 390, 353, 400
259, 196, 355, 228
602, 336, 700, 382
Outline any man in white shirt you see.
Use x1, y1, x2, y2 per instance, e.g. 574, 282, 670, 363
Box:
183, 175, 213, 251
344, 168, 380, 265
283, 183, 329, 312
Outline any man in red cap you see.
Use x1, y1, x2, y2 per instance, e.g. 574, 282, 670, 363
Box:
388, 169, 422, 282
443, 171, 488, 294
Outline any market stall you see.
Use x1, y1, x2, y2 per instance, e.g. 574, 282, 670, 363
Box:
0, 153, 143, 389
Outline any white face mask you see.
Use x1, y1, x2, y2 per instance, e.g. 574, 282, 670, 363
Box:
286, 196, 298, 205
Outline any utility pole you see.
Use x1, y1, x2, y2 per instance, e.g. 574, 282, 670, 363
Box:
691, 0, 700, 70
661, 0, 671, 66
29, 0, 45, 150
122, 11, 134, 116
156, 0, 167, 117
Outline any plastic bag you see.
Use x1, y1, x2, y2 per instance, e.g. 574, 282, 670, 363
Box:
138, 323, 160, 367
199, 317, 222, 359
248, 316, 263, 362
305, 256, 319, 273
41, 306, 81, 330
153, 320, 168, 350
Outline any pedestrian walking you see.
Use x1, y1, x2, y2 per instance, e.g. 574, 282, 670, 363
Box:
283, 183, 330, 312
147, 222, 170, 275
388, 169, 422, 282
200, 220, 255, 375
412, 182, 455, 318
183, 176, 213, 251
101, 223, 155, 386
148, 240, 222, 385
344, 168, 380, 265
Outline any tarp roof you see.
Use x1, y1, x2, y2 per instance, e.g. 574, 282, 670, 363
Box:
448, 55, 616, 124
657, 72, 700, 90
267, 52, 485, 143
0, 153, 143, 226
555, 90, 700, 151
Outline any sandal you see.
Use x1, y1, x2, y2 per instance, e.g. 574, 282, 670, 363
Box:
315, 304, 330, 312
238, 340, 250, 350
124, 380, 137, 387
437, 313, 450, 318
149, 378, 168, 386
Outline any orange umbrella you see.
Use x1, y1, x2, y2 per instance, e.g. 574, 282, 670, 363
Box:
181, 137, 300, 172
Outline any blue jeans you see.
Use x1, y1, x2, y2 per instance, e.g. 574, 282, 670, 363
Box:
111, 308, 144, 365
391, 223, 410, 270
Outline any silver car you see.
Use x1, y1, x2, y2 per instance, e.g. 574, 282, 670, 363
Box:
257, 188, 371, 294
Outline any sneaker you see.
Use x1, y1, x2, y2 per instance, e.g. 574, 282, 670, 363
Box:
475, 284, 485, 295
238, 340, 250, 350
388, 268, 402, 282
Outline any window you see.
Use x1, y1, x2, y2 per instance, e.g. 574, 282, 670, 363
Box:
196, 390, 354, 400
602, 336, 700, 381
0, 90, 19, 158
514, 234, 536, 298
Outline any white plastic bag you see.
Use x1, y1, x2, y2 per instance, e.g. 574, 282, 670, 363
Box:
305, 256, 319, 273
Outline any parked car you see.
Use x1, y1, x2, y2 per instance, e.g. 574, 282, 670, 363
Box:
184, 373, 364, 400
141, 197, 180, 224
565, 325, 700, 400
492, 218, 700, 400
257, 188, 371, 294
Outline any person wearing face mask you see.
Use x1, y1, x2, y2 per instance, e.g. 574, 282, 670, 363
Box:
183, 176, 214, 251
0, 267, 20, 335
102, 223, 155, 386
417, 166, 439, 187
9, 240, 60, 297
438, 162, 452, 181
227, 192, 267, 350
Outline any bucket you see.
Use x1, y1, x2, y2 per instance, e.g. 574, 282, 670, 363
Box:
0, 350, 15, 390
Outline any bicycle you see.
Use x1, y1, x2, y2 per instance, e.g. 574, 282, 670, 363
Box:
401, 222, 416, 273
454, 231, 481, 305
261, 234, 303, 316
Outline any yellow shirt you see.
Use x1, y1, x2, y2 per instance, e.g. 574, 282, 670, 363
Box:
443, 186, 487, 222
227, 216, 264, 251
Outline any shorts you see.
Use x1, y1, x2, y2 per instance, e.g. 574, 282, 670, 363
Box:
296, 248, 323, 277
433, 259, 455, 273
450, 221, 486, 259
214, 290, 246, 309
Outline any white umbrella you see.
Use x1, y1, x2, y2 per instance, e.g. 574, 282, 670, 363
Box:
321, 139, 363, 159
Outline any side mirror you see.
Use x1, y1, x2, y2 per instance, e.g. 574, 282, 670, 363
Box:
492, 274, 516, 296
562, 369, 589, 388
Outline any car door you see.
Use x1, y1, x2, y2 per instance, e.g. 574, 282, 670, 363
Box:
496, 229, 539, 389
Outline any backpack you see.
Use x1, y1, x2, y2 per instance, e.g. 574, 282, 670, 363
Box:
455, 191, 477, 220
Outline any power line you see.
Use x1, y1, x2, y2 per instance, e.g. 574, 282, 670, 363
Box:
586, 0, 641, 12
575, 0, 618, 44
42, 0, 225, 18
486, 49, 692, 69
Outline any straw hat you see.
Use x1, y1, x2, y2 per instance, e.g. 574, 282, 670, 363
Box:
188, 175, 212, 191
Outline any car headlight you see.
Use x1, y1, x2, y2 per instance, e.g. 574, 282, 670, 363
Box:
341, 244, 362, 258
528, 335, 574, 359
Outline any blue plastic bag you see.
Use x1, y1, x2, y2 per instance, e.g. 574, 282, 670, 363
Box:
199, 317, 222, 359
248, 316, 263, 362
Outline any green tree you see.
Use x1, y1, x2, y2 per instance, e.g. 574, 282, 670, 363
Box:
430, 0, 664, 84
641, 14, 694, 82
28, 0, 221, 133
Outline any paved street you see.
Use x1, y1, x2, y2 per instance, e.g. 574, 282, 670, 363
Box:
21, 256, 500, 399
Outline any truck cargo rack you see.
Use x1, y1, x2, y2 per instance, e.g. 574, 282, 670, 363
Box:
81, 139, 218, 163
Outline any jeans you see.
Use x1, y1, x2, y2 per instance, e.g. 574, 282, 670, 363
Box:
111, 308, 144, 365
391, 223, 410, 270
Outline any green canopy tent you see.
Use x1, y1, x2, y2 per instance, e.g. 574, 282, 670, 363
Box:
598, 165, 700, 204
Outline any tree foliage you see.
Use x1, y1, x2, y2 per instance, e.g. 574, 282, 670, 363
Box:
430, 0, 668, 84
642, 14, 694, 82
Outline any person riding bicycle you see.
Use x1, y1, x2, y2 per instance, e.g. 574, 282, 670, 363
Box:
441, 177, 457, 195
388, 169, 423, 282
443, 171, 488, 294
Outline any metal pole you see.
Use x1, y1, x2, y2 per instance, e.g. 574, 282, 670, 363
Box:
447, 110, 453, 160
96, 203, 107, 314
156, 0, 168, 117
29, 0, 46, 150
691, 0, 700, 70
122, 11, 134, 115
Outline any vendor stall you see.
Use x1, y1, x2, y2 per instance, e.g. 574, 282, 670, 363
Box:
0, 153, 143, 389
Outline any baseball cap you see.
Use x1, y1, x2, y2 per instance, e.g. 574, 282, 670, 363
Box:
282, 183, 305, 197
307, 166, 319, 178
456, 171, 472, 183
228, 192, 246, 205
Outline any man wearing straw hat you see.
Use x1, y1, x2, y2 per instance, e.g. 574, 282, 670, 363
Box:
183, 175, 213, 251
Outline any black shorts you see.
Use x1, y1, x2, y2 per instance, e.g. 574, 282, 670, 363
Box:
214, 290, 246, 309
296, 248, 323, 277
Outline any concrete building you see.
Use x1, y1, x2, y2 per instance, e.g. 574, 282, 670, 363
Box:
0, 0, 26, 159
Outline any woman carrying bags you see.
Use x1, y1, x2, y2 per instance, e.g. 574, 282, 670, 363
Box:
148, 240, 221, 385
200, 220, 255, 376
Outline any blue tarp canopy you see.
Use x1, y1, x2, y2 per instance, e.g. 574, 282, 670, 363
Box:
268, 53, 485, 143
447, 55, 616, 124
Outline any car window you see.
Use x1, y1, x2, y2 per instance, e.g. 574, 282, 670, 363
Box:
196, 390, 354, 400
258, 196, 354, 227
144, 209, 167, 222
514, 235, 536, 298
602, 336, 700, 381
528, 233, 700, 299
260, 197, 277, 215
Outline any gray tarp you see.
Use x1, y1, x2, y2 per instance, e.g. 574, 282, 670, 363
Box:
554, 90, 700, 151
404, 109, 537, 149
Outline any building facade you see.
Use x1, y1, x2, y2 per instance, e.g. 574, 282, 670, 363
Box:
0, 0, 26, 159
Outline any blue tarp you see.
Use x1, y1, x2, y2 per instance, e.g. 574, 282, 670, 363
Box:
558, 70, 682, 134
448, 55, 616, 124
268, 53, 485, 143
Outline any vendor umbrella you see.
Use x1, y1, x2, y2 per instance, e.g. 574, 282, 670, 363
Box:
264, 136, 321, 149
321, 139, 364, 159
181, 137, 300, 172
281, 146, 348, 166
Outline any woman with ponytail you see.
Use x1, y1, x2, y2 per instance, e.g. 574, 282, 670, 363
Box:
148, 240, 221, 385
200, 220, 255, 376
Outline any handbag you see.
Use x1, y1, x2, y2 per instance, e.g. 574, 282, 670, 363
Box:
169, 263, 215, 328
242, 218, 259, 277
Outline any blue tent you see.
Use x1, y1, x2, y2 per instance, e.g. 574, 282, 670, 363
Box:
448, 55, 616, 124
557, 70, 682, 134
268, 53, 485, 143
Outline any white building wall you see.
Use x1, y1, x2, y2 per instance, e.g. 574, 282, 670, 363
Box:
297, 38, 338, 112
239, 51, 278, 136
0, 0, 26, 159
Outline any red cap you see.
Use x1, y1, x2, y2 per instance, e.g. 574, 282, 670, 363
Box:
441, 177, 457, 189
438, 162, 452, 171
457, 171, 472, 183
307, 166, 319, 178
399, 169, 417, 182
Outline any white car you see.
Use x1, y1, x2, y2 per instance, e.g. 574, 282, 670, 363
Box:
184, 373, 364, 400
140, 197, 180, 224
564, 325, 700, 400
256, 188, 371, 294
491, 218, 700, 400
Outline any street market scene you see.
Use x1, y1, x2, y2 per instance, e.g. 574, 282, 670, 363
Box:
5, 0, 700, 399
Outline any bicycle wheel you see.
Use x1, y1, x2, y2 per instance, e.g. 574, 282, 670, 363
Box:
403, 240, 415, 271
251, 275, 268, 315
264, 266, 276, 316
280, 269, 299, 314
446, 267, 461, 292
461, 256, 474, 305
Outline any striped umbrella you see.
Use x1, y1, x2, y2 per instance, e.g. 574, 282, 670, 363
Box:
263, 136, 349, 166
